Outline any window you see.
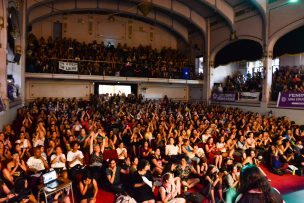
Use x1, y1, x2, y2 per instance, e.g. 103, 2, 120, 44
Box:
247, 60, 263, 78
272, 58, 280, 73
195, 57, 203, 74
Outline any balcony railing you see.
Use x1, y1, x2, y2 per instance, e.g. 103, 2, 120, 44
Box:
26, 58, 203, 80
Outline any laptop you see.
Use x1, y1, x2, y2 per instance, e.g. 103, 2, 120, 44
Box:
42, 170, 63, 189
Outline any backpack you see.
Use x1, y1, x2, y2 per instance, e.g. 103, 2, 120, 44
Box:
115, 195, 137, 203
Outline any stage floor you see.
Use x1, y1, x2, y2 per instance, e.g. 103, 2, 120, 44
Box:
283, 189, 304, 203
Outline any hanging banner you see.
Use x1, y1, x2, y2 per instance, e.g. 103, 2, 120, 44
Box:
211, 92, 236, 102
239, 92, 260, 101
59, 61, 78, 71
277, 92, 304, 108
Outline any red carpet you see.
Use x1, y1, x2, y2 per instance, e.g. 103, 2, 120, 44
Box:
260, 165, 304, 194
96, 189, 115, 203
93, 165, 304, 203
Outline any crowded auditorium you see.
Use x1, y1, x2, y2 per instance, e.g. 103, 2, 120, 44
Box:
0, 0, 304, 203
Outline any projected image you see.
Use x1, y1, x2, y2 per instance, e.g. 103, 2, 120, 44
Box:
98, 85, 131, 95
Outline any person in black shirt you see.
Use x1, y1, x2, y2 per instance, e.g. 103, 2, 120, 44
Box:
105, 159, 129, 194
130, 159, 155, 203
78, 173, 98, 203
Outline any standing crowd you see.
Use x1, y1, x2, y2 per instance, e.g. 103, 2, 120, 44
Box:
0, 94, 302, 202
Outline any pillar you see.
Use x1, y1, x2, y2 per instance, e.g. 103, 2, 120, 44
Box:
261, 51, 273, 108
202, 19, 212, 104
20, 0, 26, 104
0, 0, 8, 109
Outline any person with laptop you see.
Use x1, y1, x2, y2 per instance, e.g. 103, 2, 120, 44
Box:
67, 141, 84, 180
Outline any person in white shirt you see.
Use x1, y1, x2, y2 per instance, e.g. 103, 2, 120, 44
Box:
165, 137, 180, 162
201, 129, 211, 143
116, 142, 128, 163
15, 132, 32, 150
51, 146, 66, 173
26, 147, 49, 173
67, 141, 84, 179
67, 141, 84, 168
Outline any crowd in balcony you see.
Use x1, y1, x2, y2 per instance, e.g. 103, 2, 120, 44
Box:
271, 66, 304, 100
0, 93, 303, 202
213, 71, 263, 93
26, 34, 202, 80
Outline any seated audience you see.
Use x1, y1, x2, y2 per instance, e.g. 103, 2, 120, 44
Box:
1, 94, 304, 203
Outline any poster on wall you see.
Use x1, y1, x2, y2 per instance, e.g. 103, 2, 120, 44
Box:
239, 92, 260, 101
277, 92, 304, 108
59, 61, 78, 72
211, 92, 236, 102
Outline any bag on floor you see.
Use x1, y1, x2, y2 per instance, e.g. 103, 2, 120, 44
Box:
115, 195, 137, 203
186, 192, 205, 203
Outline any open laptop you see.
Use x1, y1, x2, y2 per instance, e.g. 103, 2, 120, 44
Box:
42, 170, 63, 189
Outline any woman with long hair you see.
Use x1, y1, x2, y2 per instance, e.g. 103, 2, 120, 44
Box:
202, 165, 225, 203
235, 164, 283, 203
157, 173, 185, 203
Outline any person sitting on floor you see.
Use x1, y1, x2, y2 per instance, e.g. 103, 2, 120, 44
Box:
78, 173, 98, 203
105, 159, 129, 195
157, 172, 186, 203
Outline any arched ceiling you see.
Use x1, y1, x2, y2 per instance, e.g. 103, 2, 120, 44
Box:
273, 25, 304, 58
214, 39, 263, 67
26, 0, 261, 42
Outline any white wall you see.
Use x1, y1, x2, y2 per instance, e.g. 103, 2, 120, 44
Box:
0, 105, 21, 130
25, 80, 93, 101
279, 53, 304, 66
189, 85, 203, 101
25, 79, 195, 102
138, 83, 188, 101
7, 62, 22, 88
212, 62, 245, 84
31, 14, 177, 50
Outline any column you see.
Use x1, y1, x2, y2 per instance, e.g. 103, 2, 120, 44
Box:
261, 51, 273, 107
20, 0, 26, 104
0, 0, 8, 109
202, 20, 211, 104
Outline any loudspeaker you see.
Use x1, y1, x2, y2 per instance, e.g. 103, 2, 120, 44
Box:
13, 53, 21, 63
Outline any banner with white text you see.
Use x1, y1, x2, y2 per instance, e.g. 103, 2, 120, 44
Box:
277, 92, 304, 108
59, 61, 78, 72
